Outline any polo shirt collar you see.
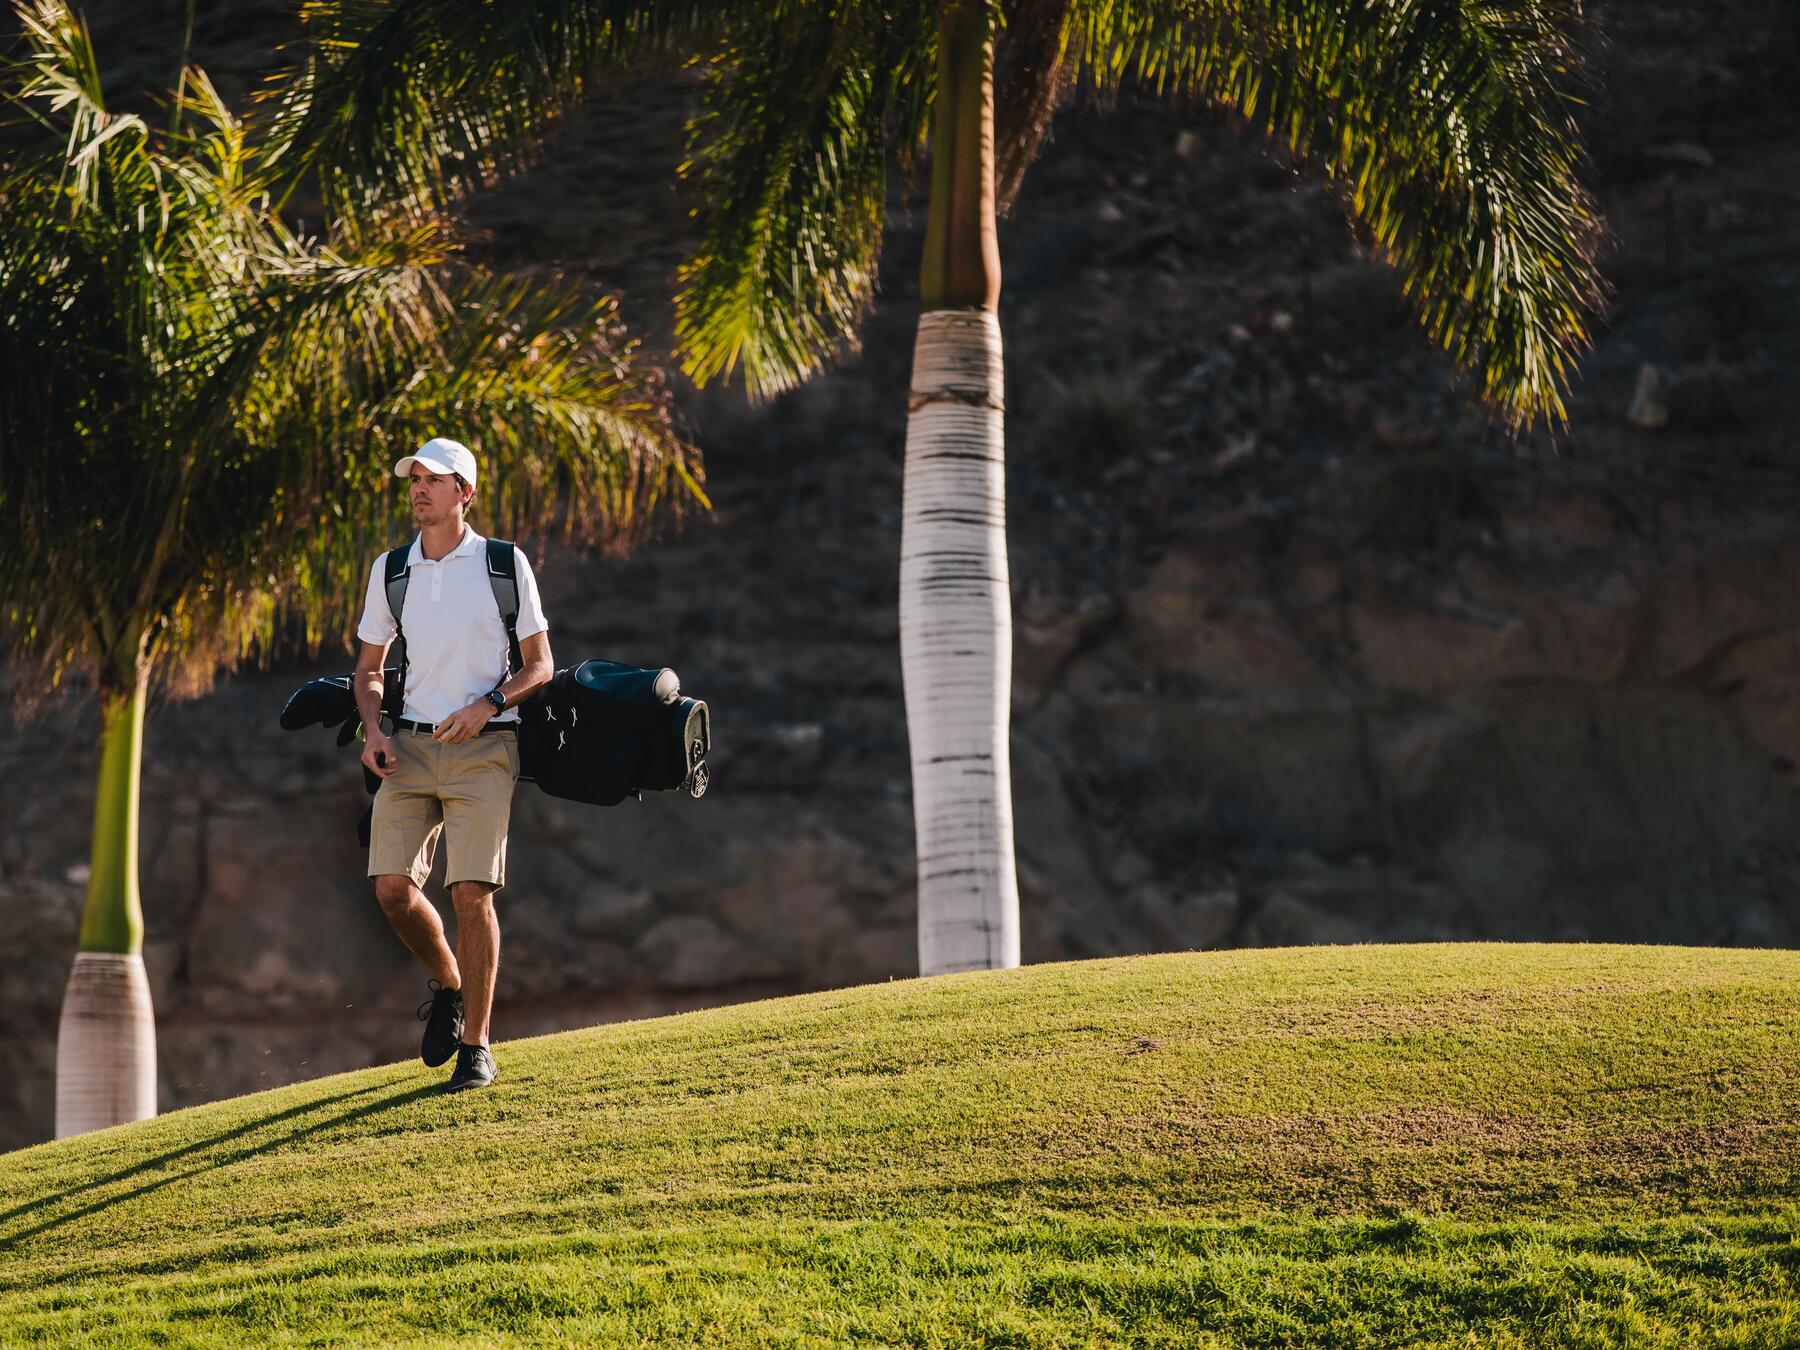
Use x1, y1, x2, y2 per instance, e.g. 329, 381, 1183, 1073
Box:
406, 526, 486, 568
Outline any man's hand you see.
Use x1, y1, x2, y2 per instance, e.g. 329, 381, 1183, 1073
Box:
362, 726, 399, 779
434, 698, 496, 745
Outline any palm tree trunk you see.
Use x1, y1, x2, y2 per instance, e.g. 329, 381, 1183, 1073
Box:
903, 1, 1019, 976
56, 675, 157, 1138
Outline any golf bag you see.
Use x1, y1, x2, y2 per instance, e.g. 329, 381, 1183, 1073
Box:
517, 659, 711, 806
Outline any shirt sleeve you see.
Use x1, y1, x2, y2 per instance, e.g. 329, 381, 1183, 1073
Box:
355, 556, 398, 647
513, 546, 550, 640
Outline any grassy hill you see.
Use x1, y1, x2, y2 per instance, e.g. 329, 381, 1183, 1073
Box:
3, 944, 1798, 1346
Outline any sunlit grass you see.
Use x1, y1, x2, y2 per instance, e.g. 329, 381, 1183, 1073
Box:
4, 945, 1797, 1345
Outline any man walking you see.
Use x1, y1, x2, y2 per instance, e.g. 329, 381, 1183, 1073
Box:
354, 438, 553, 1091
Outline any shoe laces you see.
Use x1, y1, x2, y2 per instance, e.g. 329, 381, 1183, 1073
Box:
417, 979, 461, 1023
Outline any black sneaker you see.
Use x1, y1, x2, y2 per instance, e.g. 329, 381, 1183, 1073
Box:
417, 981, 463, 1067
447, 1042, 498, 1092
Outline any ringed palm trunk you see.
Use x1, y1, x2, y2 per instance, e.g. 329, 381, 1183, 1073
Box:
902, 0, 1019, 975
55, 672, 157, 1138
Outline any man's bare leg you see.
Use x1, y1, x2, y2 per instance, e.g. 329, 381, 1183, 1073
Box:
448, 880, 500, 1047
373, 874, 460, 989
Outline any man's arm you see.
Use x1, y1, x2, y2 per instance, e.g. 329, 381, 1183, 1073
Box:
433, 631, 555, 745
501, 631, 555, 707
355, 640, 398, 778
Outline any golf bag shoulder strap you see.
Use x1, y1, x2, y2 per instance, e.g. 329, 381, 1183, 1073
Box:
485, 538, 524, 675
383, 538, 415, 631
381, 538, 417, 718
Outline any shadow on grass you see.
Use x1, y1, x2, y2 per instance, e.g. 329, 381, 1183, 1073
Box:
0, 1079, 441, 1258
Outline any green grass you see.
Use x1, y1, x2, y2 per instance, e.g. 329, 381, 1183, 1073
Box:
3, 944, 1799, 1346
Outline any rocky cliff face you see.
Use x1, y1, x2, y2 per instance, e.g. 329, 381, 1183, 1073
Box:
3, 0, 1797, 1150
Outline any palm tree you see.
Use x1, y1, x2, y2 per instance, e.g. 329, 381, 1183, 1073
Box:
0, 0, 698, 1137
269, 0, 1604, 976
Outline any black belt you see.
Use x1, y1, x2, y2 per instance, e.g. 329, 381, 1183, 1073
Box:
392, 717, 513, 736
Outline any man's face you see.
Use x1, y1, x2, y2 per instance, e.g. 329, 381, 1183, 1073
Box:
409, 466, 469, 526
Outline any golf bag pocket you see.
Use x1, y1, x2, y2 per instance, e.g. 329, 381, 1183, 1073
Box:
517, 660, 710, 805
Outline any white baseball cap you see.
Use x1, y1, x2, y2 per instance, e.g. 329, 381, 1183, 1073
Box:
393, 437, 477, 490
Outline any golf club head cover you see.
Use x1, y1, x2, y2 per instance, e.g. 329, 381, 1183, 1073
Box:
279, 676, 355, 731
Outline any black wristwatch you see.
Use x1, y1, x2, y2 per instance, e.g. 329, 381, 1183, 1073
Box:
485, 689, 507, 714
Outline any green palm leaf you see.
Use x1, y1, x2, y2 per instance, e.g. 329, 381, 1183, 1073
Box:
261, 0, 733, 217
1069, 0, 1605, 427
0, 0, 698, 700
674, 1, 937, 401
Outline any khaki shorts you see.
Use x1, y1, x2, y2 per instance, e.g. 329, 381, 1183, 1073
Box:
368, 726, 520, 889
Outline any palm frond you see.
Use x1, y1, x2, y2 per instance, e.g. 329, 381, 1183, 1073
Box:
136, 224, 697, 694
995, 0, 1076, 213
380, 275, 698, 547
1071, 0, 1605, 428
3, 0, 150, 208
259, 0, 731, 217
0, 0, 700, 704
674, 0, 937, 401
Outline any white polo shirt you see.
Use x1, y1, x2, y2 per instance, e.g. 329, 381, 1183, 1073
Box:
356, 527, 549, 724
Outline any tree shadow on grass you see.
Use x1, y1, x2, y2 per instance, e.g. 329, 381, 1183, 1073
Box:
0, 1079, 442, 1259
